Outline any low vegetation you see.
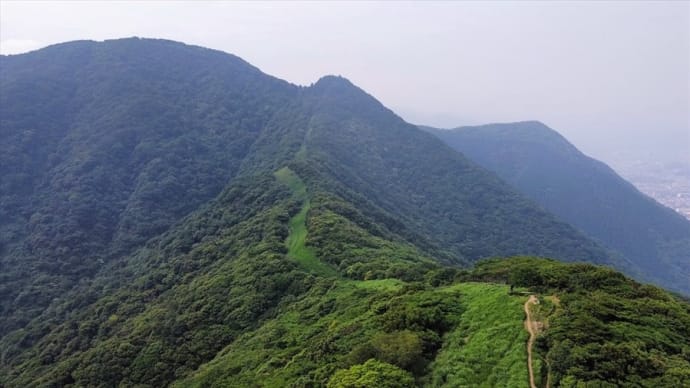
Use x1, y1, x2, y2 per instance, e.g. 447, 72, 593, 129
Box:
427, 283, 529, 387
276, 167, 338, 276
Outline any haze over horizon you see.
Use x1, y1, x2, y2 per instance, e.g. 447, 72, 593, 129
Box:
2, 1, 688, 166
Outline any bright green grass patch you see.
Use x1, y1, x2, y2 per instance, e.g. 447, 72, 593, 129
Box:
274, 166, 307, 199
346, 278, 404, 292
427, 283, 529, 388
275, 167, 337, 276
287, 199, 338, 276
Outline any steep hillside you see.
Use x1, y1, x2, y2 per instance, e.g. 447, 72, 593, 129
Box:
295, 77, 613, 265
427, 122, 690, 294
2, 38, 685, 387
0, 38, 299, 336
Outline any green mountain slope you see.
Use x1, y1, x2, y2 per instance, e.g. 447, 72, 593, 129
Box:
426, 122, 690, 294
295, 77, 613, 265
0, 39, 615, 337
0, 38, 299, 336
1, 39, 687, 387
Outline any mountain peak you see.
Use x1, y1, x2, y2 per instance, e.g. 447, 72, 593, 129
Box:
310, 74, 366, 97
314, 74, 355, 87
305, 74, 393, 119
449, 121, 577, 152
2, 37, 262, 78
455, 120, 551, 135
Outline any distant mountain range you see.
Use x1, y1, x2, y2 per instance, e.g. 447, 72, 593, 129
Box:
1, 38, 688, 387
426, 121, 690, 295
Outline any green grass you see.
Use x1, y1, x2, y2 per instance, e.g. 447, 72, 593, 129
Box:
427, 283, 530, 388
274, 166, 307, 198
275, 167, 337, 276
287, 199, 338, 276
346, 278, 404, 292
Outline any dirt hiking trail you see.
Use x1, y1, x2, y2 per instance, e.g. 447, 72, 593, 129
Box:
524, 295, 538, 388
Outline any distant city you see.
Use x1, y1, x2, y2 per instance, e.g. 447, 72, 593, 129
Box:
611, 157, 690, 220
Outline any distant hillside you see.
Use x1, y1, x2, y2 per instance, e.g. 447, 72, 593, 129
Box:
426, 121, 690, 294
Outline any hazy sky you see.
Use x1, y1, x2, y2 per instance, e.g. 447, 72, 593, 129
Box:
1, 1, 688, 165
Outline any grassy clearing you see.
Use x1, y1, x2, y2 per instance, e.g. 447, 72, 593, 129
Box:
287, 200, 338, 276
275, 167, 337, 276
274, 166, 307, 198
427, 283, 529, 388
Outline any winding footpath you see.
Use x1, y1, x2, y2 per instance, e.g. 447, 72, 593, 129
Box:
524, 295, 538, 388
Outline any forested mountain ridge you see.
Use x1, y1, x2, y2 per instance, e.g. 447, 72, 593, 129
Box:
1, 38, 688, 387
426, 122, 690, 295
296, 76, 614, 265
0, 38, 614, 336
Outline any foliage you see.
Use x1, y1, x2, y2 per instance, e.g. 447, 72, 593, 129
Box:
174, 280, 463, 387
327, 359, 415, 388
1, 174, 312, 387
366, 330, 425, 370
427, 283, 529, 387
0, 38, 299, 336
474, 257, 690, 387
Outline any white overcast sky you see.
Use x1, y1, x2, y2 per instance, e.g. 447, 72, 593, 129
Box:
1, 1, 688, 164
